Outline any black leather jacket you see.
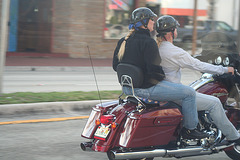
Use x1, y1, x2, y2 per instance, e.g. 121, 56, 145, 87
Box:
112, 28, 165, 88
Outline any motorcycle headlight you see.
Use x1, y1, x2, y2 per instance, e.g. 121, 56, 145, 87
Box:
215, 56, 222, 65
208, 60, 213, 64
223, 56, 230, 66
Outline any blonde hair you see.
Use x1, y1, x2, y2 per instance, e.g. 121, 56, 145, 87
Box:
117, 28, 135, 61
156, 37, 164, 47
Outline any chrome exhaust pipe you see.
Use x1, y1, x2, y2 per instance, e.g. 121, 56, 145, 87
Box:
80, 142, 93, 151
108, 149, 166, 160
109, 147, 214, 160
215, 143, 235, 151
167, 147, 212, 158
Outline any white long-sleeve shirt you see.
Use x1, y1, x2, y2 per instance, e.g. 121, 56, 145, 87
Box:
159, 41, 228, 84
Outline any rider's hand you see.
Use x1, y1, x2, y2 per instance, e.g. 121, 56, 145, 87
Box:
228, 67, 234, 75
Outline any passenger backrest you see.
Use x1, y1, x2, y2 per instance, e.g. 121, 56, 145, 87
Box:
116, 63, 143, 88
117, 63, 145, 106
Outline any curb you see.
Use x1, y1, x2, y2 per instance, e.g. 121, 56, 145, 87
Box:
0, 100, 110, 116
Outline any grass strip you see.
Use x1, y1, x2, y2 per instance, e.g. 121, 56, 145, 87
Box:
0, 90, 122, 104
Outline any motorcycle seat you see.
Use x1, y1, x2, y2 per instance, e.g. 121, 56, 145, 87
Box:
117, 63, 181, 110
127, 96, 182, 111
127, 96, 160, 106
140, 97, 160, 104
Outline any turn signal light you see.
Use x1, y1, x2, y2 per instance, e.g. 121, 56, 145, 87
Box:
111, 122, 118, 129
95, 119, 101, 125
95, 115, 118, 129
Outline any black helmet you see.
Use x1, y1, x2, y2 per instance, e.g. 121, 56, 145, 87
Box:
130, 7, 157, 27
156, 15, 180, 33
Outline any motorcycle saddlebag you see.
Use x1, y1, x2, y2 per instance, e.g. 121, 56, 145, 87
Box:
118, 101, 183, 148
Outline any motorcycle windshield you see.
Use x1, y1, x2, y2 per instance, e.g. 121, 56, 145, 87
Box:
197, 31, 239, 65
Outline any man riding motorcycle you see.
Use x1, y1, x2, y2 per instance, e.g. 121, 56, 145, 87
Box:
155, 15, 240, 144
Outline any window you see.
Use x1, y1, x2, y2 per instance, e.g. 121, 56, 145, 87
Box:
104, 0, 135, 39
216, 22, 233, 32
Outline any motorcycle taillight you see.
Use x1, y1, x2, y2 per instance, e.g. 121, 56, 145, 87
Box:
100, 115, 114, 125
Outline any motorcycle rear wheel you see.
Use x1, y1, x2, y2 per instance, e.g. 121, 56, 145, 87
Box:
127, 158, 153, 160
224, 127, 240, 160
113, 158, 154, 160
224, 144, 240, 160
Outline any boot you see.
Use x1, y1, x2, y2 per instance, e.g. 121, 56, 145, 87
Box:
181, 127, 209, 139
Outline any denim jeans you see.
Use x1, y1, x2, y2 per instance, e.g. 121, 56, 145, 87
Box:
196, 92, 240, 140
123, 80, 198, 129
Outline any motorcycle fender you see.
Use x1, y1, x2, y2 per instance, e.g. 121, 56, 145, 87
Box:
92, 103, 136, 152
81, 100, 119, 139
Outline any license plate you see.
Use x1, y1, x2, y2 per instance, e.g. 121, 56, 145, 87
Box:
94, 125, 110, 140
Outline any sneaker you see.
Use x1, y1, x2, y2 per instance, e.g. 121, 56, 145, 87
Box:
181, 127, 209, 139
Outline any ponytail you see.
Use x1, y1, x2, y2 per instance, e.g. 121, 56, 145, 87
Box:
156, 31, 168, 47
156, 37, 163, 47
117, 28, 135, 61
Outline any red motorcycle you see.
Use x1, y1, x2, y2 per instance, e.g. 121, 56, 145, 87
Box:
80, 32, 240, 160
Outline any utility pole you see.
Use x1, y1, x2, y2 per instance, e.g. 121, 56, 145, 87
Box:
238, 0, 240, 53
192, 0, 198, 55
0, 0, 10, 94
208, 0, 217, 31
208, 0, 216, 20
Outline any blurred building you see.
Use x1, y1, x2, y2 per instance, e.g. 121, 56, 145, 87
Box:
5, 0, 152, 58
1, 0, 238, 59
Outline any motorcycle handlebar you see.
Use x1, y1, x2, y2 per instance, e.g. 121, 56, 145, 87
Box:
235, 69, 240, 76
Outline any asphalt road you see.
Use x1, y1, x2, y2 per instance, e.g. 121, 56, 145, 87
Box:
3, 67, 201, 93
3, 67, 121, 93
0, 111, 231, 160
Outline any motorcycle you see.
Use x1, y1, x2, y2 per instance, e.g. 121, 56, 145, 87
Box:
80, 32, 240, 160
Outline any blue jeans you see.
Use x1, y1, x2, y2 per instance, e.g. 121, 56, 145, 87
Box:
123, 80, 198, 129
196, 92, 240, 140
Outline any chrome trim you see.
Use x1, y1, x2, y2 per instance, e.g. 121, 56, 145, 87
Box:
80, 142, 93, 152
111, 149, 166, 160
214, 143, 235, 151
190, 73, 214, 90
166, 147, 211, 158
110, 141, 234, 160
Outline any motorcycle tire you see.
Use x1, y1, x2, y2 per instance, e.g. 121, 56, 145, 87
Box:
224, 127, 240, 160
224, 144, 240, 160
128, 158, 154, 160
115, 158, 153, 160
